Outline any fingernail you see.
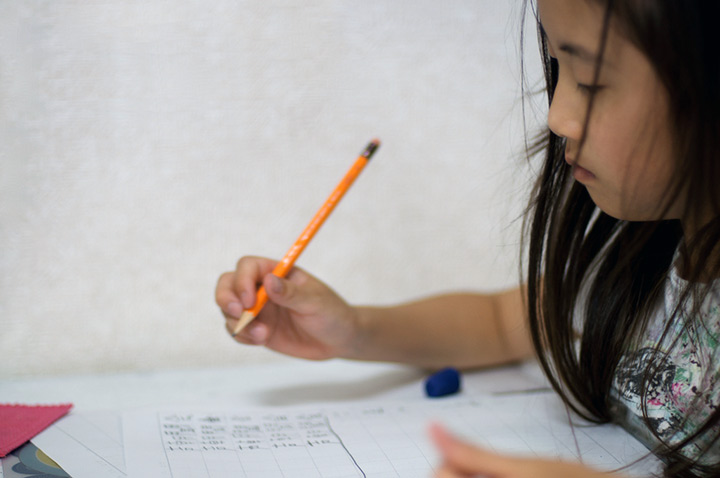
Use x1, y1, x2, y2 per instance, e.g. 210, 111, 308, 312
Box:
269, 275, 284, 294
227, 302, 243, 318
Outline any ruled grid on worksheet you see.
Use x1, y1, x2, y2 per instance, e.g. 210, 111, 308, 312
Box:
123, 394, 660, 478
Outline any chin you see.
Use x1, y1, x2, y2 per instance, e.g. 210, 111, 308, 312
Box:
587, 193, 662, 222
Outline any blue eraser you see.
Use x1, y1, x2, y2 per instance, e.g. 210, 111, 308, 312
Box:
424, 367, 461, 398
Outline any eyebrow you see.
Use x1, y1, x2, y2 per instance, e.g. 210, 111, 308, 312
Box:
557, 41, 615, 71
558, 43, 599, 63
539, 22, 613, 69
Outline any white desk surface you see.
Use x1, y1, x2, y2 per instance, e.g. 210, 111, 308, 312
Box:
1, 358, 549, 411
3, 359, 665, 478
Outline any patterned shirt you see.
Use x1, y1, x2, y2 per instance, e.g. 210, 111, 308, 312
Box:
611, 262, 720, 465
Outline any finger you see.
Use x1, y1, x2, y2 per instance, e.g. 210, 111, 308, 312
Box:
433, 466, 466, 478
216, 272, 243, 318
225, 317, 270, 345
262, 270, 315, 315
233, 256, 279, 309
430, 423, 516, 476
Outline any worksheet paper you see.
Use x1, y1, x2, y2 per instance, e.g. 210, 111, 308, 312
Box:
123, 393, 661, 478
32, 411, 126, 478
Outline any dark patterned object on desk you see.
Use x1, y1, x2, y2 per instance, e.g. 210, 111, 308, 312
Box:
1, 442, 70, 478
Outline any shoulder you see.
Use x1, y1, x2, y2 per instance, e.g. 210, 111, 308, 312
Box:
611, 263, 720, 461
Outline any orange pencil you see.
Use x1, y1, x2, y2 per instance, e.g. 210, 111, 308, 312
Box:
232, 139, 380, 336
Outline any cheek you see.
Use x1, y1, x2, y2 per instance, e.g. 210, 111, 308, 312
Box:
604, 39, 673, 172
624, 107, 675, 197
586, 105, 677, 220
615, 137, 676, 219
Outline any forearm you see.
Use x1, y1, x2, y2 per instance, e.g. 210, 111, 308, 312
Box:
344, 290, 534, 369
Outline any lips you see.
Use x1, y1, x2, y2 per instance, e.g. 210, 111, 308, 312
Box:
572, 163, 596, 182
565, 154, 595, 182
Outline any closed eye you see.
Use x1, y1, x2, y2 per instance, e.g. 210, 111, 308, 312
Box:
577, 83, 604, 95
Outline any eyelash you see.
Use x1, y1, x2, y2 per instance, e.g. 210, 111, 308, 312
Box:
550, 57, 604, 96
576, 83, 604, 95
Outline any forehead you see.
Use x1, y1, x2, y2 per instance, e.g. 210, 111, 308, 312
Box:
537, 0, 607, 32
537, 0, 606, 52
538, 0, 636, 70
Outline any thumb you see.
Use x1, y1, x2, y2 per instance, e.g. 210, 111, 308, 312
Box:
263, 273, 306, 311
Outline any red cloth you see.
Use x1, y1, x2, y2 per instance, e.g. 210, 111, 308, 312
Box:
0, 403, 73, 457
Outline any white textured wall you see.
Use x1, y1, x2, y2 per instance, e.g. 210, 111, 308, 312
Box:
1, 1, 543, 377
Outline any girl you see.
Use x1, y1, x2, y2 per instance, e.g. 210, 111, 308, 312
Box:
216, 0, 720, 476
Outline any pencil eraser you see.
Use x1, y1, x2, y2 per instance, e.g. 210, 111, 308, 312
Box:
424, 367, 461, 398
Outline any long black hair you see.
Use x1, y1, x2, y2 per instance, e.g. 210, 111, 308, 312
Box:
520, 1, 720, 476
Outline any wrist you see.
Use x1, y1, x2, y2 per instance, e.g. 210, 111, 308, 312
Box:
339, 305, 376, 361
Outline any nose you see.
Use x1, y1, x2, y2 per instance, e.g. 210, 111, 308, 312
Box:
547, 81, 584, 141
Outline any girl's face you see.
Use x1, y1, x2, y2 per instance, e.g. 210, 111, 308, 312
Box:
538, 0, 682, 222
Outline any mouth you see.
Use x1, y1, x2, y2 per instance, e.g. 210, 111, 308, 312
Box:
571, 163, 596, 182
565, 155, 596, 182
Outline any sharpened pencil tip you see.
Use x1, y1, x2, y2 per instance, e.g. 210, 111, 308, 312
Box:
231, 310, 257, 336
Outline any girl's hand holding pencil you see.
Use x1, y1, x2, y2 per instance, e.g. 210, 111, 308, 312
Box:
216, 256, 361, 360
216, 140, 379, 360
227, 140, 379, 336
